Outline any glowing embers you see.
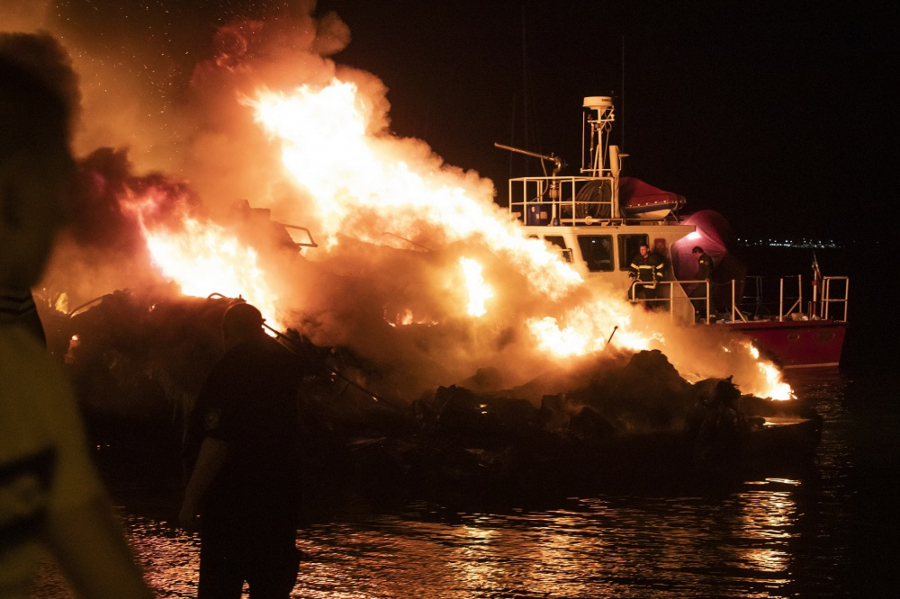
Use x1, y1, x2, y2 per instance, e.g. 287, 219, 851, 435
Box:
385, 308, 437, 328
54, 292, 69, 313
64, 334, 80, 365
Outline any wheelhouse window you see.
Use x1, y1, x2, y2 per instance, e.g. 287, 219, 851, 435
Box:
544, 235, 572, 263
577, 235, 614, 272
618, 234, 649, 270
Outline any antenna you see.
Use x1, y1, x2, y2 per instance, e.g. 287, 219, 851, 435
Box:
521, 6, 529, 155
581, 96, 615, 177
621, 35, 626, 151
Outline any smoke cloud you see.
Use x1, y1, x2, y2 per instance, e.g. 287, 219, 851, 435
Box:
4, 1, 787, 403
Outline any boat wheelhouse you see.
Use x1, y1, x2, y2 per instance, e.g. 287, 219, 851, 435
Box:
499, 96, 848, 368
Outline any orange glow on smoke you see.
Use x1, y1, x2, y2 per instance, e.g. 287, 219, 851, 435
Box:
386, 308, 437, 328
250, 80, 582, 301
116, 77, 791, 402
247, 78, 792, 400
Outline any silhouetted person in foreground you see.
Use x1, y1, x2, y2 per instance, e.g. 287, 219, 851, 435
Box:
181, 302, 304, 599
0, 287, 47, 345
0, 53, 155, 598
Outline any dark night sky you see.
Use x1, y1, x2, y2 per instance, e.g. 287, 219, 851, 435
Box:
32, 1, 897, 242
320, 1, 894, 243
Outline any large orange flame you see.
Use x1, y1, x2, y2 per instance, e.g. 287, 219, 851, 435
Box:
250, 81, 582, 301
143, 217, 280, 325
120, 190, 282, 327
248, 78, 792, 400
124, 76, 791, 401
460, 258, 494, 317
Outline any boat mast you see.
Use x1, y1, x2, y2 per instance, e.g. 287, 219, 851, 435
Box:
582, 96, 622, 218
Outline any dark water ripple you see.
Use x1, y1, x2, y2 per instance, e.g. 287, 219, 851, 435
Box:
31, 371, 894, 598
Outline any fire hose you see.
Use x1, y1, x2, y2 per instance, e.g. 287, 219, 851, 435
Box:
261, 321, 406, 412
208, 293, 403, 410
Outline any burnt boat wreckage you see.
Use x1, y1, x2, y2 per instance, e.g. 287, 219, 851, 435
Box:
34, 97, 831, 501
39, 285, 821, 502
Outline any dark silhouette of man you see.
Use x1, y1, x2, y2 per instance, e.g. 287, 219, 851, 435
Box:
1, 49, 155, 599
180, 302, 303, 599
0, 287, 47, 345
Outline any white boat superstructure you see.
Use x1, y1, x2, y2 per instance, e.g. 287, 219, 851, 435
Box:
499, 96, 697, 324
498, 95, 849, 367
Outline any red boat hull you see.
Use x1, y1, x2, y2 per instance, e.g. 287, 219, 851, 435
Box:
728, 319, 847, 368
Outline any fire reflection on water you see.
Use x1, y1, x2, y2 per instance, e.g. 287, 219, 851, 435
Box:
450, 523, 502, 595
31, 485, 810, 598
732, 484, 799, 578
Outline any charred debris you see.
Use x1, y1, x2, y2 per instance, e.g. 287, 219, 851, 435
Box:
40, 290, 821, 502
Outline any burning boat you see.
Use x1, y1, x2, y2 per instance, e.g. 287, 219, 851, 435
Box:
35, 69, 826, 495
45, 288, 821, 500
497, 95, 848, 369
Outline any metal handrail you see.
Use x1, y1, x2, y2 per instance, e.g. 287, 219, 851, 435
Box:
627, 274, 848, 326
732, 280, 749, 323
779, 275, 802, 322
821, 276, 849, 322
508, 175, 616, 225
683, 279, 711, 324
280, 224, 318, 248
628, 280, 706, 324
742, 275, 765, 317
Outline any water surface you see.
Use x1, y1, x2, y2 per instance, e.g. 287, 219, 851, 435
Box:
32, 368, 896, 598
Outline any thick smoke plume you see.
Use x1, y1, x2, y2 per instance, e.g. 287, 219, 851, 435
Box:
4, 2, 787, 403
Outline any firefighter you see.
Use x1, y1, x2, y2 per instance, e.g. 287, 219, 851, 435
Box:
689, 246, 714, 321
181, 302, 304, 598
628, 243, 664, 305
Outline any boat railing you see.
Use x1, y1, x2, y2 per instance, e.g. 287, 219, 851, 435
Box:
628, 280, 698, 325
742, 276, 767, 317
729, 274, 849, 323
625, 275, 849, 326
733, 274, 801, 322
730, 279, 750, 323
508, 175, 619, 226
779, 275, 803, 322
281, 223, 319, 248
820, 276, 849, 322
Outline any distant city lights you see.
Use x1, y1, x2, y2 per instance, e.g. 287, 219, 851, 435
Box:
738, 238, 844, 249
